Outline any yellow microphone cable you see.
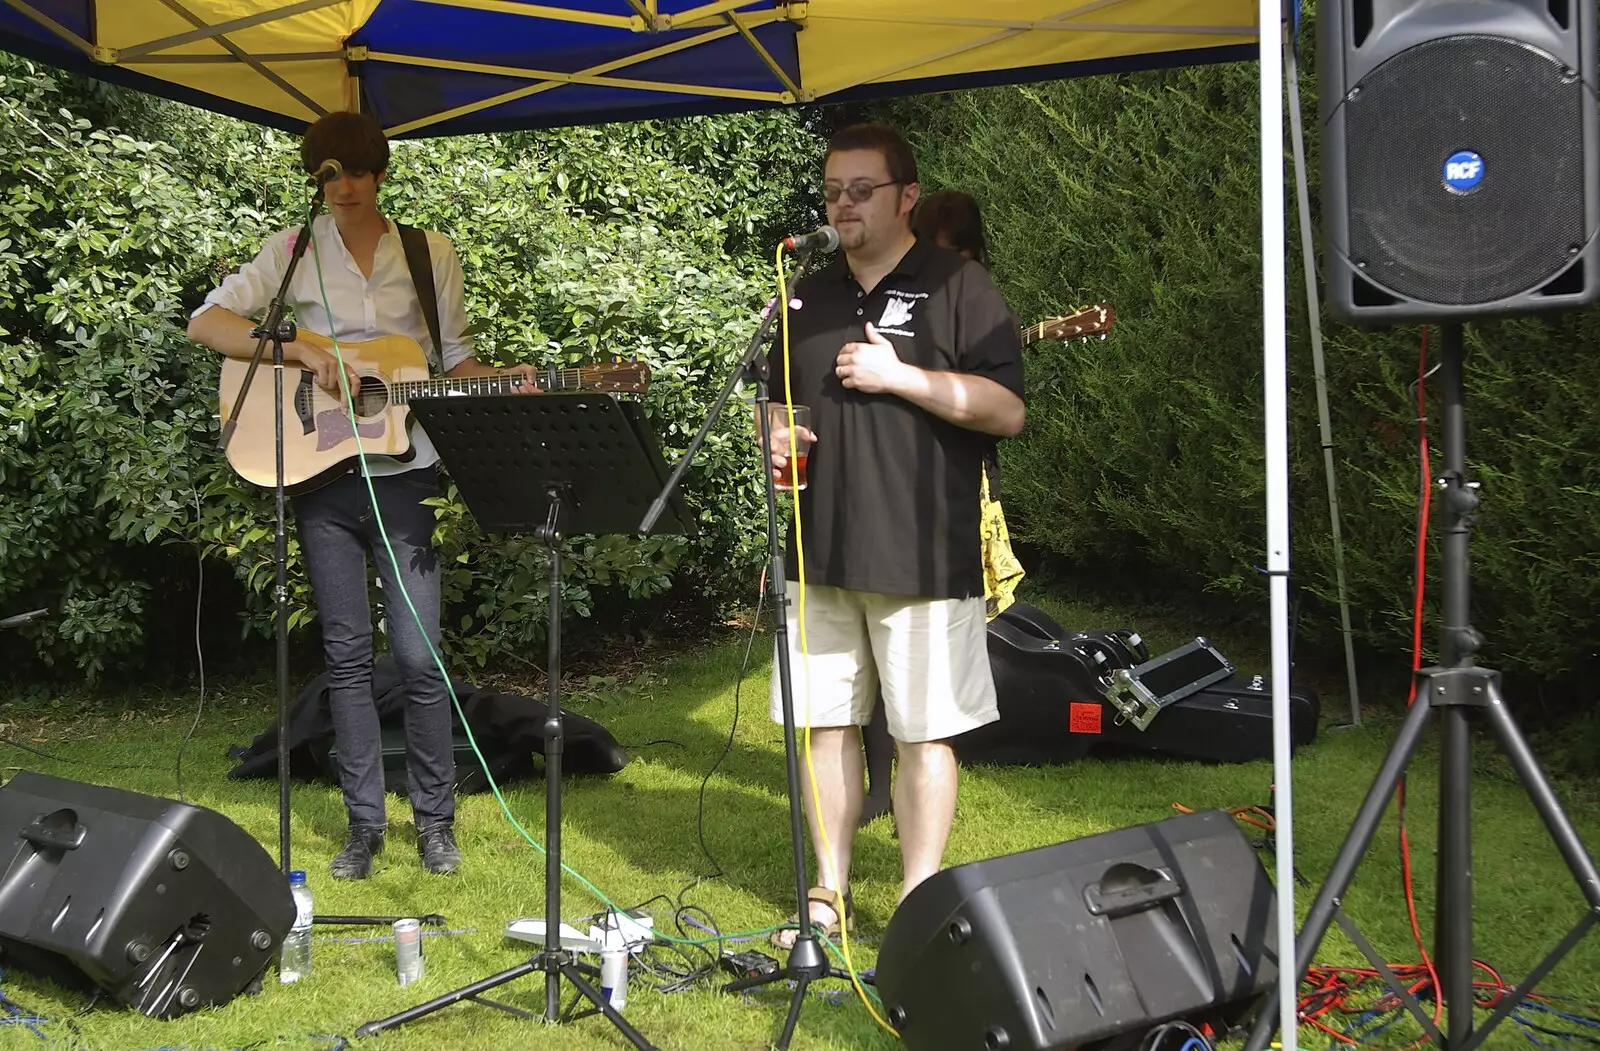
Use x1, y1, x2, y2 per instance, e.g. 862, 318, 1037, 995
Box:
773, 243, 898, 1038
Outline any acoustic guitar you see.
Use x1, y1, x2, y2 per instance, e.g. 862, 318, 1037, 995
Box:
218, 330, 649, 493
1020, 301, 1115, 347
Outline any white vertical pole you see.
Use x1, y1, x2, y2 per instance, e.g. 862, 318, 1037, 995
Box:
1259, 4, 1298, 1050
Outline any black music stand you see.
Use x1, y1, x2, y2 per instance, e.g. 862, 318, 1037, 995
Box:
354, 392, 690, 1050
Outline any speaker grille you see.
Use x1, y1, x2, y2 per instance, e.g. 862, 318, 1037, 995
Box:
1345, 35, 1587, 305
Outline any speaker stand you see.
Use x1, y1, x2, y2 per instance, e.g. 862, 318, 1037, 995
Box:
1243, 323, 1600, 1051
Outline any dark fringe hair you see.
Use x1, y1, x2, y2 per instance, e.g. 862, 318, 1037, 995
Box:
300, 110, 390, 177
914, 189, 987, 265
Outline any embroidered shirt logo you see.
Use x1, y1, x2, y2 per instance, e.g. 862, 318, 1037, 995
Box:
878, 297, 916, 330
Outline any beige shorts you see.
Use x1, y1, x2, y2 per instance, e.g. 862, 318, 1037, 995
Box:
769, 582, 1000, 744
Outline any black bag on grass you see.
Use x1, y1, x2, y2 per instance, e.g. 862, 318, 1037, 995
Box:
226, 656, 628, 794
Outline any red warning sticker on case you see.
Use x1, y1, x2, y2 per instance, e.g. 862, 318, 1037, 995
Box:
1069, 702, 1103, 735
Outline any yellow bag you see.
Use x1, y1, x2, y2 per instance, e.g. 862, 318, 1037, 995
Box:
980, 464, 1025, 620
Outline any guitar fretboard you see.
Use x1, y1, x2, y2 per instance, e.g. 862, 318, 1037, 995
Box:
391, 367, 610, 402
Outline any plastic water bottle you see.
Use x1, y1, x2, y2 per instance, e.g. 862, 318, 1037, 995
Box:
600, 944, 628, 1012
599, 925, 628, 1012
280, 870, 313, 983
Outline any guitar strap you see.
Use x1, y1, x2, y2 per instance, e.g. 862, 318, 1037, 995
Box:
394, 222, 444, 370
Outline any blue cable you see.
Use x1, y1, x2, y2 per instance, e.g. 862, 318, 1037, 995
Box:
0, 968, 48, 1040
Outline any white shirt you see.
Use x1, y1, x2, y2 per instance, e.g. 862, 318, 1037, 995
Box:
194, 214, 475, 476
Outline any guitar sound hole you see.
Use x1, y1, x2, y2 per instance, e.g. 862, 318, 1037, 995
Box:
354, 377, 390, 419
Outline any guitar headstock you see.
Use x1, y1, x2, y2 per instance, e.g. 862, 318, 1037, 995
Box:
584, 359, 652, 393
1026, 302, 1116, 346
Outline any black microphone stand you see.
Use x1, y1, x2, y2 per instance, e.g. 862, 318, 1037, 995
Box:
641, 244, 853, 1051
217, 178, 328, 876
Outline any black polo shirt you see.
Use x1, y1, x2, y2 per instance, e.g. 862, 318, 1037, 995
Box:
768, 236, 1024, 599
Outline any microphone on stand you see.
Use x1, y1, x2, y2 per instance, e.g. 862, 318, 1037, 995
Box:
311, 158, 344, 187
782, 225, 839, 253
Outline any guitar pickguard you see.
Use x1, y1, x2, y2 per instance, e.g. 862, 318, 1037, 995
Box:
314, 408, 387, 451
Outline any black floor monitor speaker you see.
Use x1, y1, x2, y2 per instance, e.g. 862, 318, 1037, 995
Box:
1320, 0, 1600, 322
0, 772, 293, 1018
876, 809, 1277, 1051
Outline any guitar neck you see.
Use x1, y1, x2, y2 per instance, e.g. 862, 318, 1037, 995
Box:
391, 367, 595, 402
1020, 321, 1048, 345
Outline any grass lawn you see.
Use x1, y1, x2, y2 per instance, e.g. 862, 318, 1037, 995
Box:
1, 588, 1598, 1050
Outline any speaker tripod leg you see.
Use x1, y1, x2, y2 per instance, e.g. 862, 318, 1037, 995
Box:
1242, 689, 1435, 1051
1436, 701, 1474, 1047
1481, 678, 1600, 907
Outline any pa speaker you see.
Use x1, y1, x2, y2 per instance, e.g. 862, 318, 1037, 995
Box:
1319, 0, 1600, 322
0, 772, 293, 1017
875, 809, 1276, 1051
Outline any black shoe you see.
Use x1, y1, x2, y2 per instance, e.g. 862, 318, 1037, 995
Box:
418, 824, 461, 875
330, 825, 386, 881
859, 794, 893, 828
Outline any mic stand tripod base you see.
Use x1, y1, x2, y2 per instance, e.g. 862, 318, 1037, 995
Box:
721, 932, 855, 1046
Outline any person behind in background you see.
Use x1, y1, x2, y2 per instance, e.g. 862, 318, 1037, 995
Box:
762, 124, 1025, 949
188, 111, 540, 880
856, 188, 1024, 828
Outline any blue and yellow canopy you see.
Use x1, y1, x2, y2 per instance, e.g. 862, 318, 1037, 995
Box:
1, 1, 1259, 137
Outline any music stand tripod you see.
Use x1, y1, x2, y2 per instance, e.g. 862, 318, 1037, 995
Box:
354, 392, 691, 1049
1243, 322, 1600, 1051
640, 243, 854, 1051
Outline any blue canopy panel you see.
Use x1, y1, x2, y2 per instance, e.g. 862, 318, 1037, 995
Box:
355, 1, 804, 135
0, 1, 1270, 138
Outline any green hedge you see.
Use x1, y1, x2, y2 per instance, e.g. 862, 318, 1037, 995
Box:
877, 26, 1600, 684
8, 21, 1600, 690
0, 55, 818, 680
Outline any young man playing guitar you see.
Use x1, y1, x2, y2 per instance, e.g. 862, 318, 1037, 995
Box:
189, 110, 539, 879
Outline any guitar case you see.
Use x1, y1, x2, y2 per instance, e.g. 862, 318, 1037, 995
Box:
955, 601, 1320, 767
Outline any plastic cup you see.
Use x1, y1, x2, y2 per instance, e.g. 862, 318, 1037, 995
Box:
774, 405, 813, 491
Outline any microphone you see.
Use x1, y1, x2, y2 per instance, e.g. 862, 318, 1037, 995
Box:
782, 225, 839, 253
311, 158, 344, 186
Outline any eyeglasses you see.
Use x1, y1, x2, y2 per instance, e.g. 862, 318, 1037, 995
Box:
823, 180, 900, 204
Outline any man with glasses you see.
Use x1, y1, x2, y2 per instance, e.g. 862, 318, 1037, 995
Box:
763, 124, 1026, 950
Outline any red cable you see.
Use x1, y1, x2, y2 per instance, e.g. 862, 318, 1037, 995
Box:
1297, 960, 1518, 1042
1297, 327, 1446, 1044
1398, 323, 1444, 1043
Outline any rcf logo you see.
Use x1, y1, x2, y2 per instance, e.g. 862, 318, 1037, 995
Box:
1443, 150, 1485, 194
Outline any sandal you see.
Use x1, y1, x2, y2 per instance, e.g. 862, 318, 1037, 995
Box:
771, 886, 855, 949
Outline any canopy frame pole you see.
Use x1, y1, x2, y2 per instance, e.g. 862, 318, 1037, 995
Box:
1259, 6, 1299, 1051
1284, 10, 1362, 725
